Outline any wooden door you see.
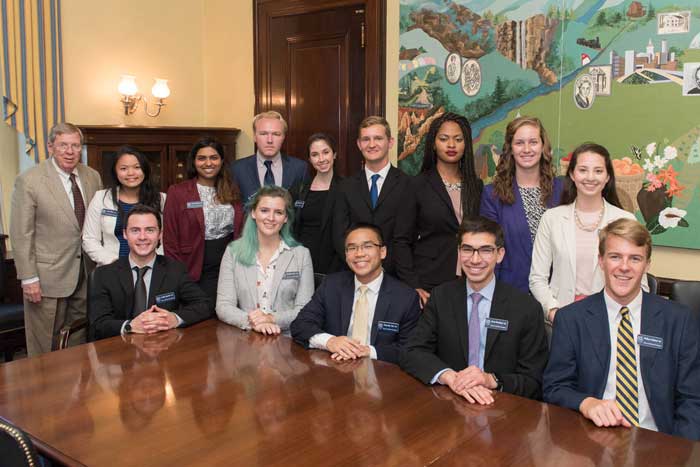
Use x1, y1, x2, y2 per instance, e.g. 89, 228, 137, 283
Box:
255, 0, 385, 177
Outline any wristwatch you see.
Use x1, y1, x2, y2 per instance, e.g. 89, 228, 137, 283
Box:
491, 373, 503, 392
124, 320, 132, 334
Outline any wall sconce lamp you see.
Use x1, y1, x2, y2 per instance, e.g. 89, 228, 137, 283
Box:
118, 75, 171, 117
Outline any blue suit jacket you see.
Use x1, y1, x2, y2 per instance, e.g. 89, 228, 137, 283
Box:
543, 291, 700, 440
479, 177, 563, 293
289, 270, 421, 364
230, 153, 309, 201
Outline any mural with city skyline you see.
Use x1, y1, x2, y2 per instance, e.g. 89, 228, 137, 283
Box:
398, 0, 700, 249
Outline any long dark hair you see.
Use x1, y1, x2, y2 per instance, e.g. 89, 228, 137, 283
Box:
306, 132, 336, 174
493, 116, 556, 205
421, 112, 481, 218
186, 137, 240, 205
108, 145, 162, 222
560, 142, 622, 208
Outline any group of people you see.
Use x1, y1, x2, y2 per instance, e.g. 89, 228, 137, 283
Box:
9, 111, 700, 441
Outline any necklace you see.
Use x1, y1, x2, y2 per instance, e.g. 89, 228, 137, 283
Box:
574, 201, 605, 232
442, 179, 461, 192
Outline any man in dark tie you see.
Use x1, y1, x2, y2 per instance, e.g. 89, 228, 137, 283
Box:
89, 205, 210, 340
10, 123, 102, 355
544, 218, 700, 440
333, 116, 410, 273
290, 223, 420, 364
400, 217, 548, 404
230, 111, 309, 201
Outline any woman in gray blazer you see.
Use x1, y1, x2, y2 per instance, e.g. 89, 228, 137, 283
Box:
216, 186, 313, 335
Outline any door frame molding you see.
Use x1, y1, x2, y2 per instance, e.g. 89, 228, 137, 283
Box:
253, 0, 386, 117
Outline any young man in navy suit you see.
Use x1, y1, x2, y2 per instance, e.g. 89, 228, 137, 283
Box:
400, 217, 548, 404
544, 218, 700, 440
290, 223, 421, 364
89, 205, 210, 340
230, 111, 309, 201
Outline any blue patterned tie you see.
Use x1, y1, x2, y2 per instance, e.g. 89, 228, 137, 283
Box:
468, 292, 483, 367
263, 160, 275, 186
369, 174, 380, 209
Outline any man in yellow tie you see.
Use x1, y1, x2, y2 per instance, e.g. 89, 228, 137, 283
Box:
291, 223, 421, 364
544, 218, 700, 440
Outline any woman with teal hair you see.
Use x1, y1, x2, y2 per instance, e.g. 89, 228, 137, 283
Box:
216, 186, 314, 335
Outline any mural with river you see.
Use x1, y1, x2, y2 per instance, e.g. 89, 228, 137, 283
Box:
398, 0, 700, 249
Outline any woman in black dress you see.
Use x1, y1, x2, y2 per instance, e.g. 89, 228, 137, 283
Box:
289, 133, 343, 274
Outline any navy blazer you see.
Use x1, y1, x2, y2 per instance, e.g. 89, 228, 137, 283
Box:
289, 270, 421, 364
230, 153, 309, 201
543, 292, 700, 441
89, 256, 211, 340
479, 177, 563, 293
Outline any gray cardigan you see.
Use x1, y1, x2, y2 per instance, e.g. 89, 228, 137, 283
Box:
216, 244, 314, 333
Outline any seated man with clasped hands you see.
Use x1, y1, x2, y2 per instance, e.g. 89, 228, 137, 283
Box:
89, 204, 210, 340
291, 223, 421, 364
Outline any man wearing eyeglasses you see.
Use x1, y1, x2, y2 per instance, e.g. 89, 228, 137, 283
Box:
400, 217, 548, 403
10, 123, 102, 356
291, 223, 421, 364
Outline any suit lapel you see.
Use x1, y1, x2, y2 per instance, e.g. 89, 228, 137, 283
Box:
583, 293, 611, 376
448, 280, 469, 360
281, 154, 296, 188
375, 166, 398, 209
483, 283, 508, 362
43, 160, 79, 230
427, 169, 459, 227
187, 179, 205, 235
269, 248, 294, 306
117, 259, 136, 318
512, 184, 534, 246
148, 257, 167, 307
370, 277, 391, 344
639, 293, 662, 390
247, 156, 261, 192
561, 203, 577, 274
341, 274, 356, 335
354, 171, 372, 211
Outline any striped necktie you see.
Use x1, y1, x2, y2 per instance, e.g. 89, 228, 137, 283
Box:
616, 306, 639, 426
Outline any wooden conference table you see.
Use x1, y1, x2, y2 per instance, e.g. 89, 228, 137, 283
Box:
0, 319, 697, 466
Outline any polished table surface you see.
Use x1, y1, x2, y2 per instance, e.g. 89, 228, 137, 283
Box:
0, 319, 698, 466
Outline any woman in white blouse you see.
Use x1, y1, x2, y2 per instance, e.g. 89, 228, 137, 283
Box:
529, 142, 646, 323
216, 186, 314, 335
83, 146, 166, 266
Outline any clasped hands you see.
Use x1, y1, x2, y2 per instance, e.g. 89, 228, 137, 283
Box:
248, 309, 281, 335
439, 366, 498, 405
579, 397, 632, 429
327, 336, 371, 361
130, 305, 179, 334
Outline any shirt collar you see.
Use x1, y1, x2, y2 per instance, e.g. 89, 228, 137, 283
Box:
354, 271, 384, 295
604, 288, 643, 319
365, 162, 391, 182
467, 275, 496, 302
50, 157, 78, 179
129, 255, 157, 271
257, 152, 282, 166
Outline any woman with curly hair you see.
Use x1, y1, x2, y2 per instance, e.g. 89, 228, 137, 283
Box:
479, 116, 563, 293
394, 112, 483, 305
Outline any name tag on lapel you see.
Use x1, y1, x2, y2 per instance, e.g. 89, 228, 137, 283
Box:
187, 201, 203, 209
637, 334, 663, 350
155, 292, 177, 305
283, 271, 300, 280
485, 318, 509, 332
294, 200, 305, 208
101, 208, 118, 217
377, 321, 399, 333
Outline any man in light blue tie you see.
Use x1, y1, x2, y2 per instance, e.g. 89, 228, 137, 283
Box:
400, 217, 548, 404
332, 116, 410, 274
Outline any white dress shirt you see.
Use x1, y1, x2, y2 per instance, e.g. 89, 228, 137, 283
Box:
364, 162, 391, 197
256, 152, 283, 187
601, 289, 658, 432
308, 272, 384, 359
255, 240, 291, 313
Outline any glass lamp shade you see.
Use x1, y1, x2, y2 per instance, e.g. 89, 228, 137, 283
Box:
151, 79, 170, 99
118, 75, 138, 96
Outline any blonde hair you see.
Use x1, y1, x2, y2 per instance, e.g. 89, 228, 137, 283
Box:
598, 218, 652, 260
253, 111, 288, 134
358, 115, 391, 139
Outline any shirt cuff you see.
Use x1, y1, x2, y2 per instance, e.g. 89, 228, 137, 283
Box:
369, 345, 377, 360
309, 332, 334, 350
21, 277, 40, 286
120, 320, 129, 335
173, 314, 184, 327
431, 368, 451, 385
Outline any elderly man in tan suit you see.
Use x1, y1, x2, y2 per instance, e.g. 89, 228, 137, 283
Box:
10, 123, 102, 356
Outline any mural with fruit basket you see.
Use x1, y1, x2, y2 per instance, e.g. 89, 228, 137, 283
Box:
399, 1, 700, 249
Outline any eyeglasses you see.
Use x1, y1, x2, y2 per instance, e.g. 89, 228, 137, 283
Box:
54, 143, 82, 152
459, 245, 498, 259
345, 242, 382, 254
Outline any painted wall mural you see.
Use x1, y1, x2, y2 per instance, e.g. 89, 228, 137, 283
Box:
398, 0, 700, 249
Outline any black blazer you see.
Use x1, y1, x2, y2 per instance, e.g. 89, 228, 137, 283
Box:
289, 174, 343, 274
393, 169, 482, 290
332, 166, 410, 274
89, 256, 211, 340
400, 278, 548, 399
290, 270, 421, 364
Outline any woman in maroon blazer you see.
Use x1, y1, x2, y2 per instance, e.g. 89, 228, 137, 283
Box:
163, 137, 244, 309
